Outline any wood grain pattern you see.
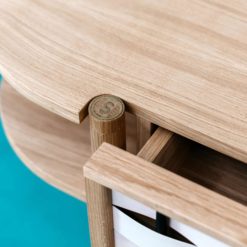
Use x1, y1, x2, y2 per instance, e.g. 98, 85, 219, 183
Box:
89, 95, 126, 152
0, 0, 247, 162
136, 117, 154, 151
136, 122, 192, 170
137, 127, 173, 162
0, 82, 137, 201
1, 81, 247, 206
84, 143, 247, 247
87, 94, 126, 247
86, 124, 175, 247
85, 179, 115, 247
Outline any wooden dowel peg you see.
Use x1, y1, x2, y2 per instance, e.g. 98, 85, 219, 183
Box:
86, 94, 126, 247
88, 94, 126, 152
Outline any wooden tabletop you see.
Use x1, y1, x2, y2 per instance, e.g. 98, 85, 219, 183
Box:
0, 0, 247, 163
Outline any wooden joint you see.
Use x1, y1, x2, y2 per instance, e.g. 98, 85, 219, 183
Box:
88, 94, 126, 152
86, 95, 191, 247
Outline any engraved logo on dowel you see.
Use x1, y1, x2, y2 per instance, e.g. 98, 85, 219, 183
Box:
89, 95, 125, 120
99, 102, 114, 115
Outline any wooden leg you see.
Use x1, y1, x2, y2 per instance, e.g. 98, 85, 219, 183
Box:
86, 95, 126, 247
136, 117, 154, 151
85, 179, 114, 247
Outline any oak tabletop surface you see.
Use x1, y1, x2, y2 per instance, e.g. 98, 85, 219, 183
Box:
0, 0, 247, 162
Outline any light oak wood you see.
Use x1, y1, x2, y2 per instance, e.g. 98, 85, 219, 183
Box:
2, 81, 247, 245
86, 124, 176, 247
137, 127, 192, 239
85, 179, 114, 247
136, 117, 154, 151
89, 95, 126, 152
137, 127, 192, 169
159, 135, 192, 172
87, 94, 126, 247
0, 82, 136, 201
1, 81, 247, 205
1, 0, 247, 163
84, 143, 247, 247
138, 127, 172, 162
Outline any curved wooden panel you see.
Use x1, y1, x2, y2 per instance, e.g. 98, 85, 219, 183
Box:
0, 82, 137, 201
0, 0, 247, 163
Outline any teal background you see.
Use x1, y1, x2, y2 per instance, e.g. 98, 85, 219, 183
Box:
0, 74, 91, 247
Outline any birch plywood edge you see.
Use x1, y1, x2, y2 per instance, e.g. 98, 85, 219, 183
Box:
1, 0, 247, 163
84, 143, 247, 247
0, 81, 137, 201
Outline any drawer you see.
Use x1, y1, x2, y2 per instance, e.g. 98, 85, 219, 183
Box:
84, 128, 247, 247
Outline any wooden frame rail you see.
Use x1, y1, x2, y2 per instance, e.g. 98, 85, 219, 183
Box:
86, 121, 186, 247
84, 143, 247, 247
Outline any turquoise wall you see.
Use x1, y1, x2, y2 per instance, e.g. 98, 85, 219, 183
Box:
0, 75, 91, 247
